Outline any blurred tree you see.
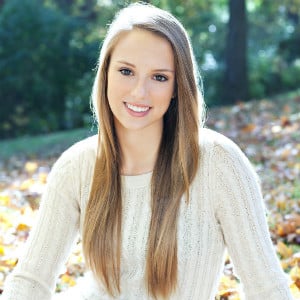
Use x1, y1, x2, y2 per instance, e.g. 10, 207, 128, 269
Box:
46, 0, 98, 20
247, 0, 300, 99
1, 0, 299, 138
51, 0, 74, 13
0, 0, 98, 138
223, 0, 248, 104
279, 3, 300, 64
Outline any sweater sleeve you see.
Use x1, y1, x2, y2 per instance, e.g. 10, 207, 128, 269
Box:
211, 134, 293, 300
2, 151, 81, 300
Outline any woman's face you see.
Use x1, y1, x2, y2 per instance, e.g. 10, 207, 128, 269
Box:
107, 29, 175, 134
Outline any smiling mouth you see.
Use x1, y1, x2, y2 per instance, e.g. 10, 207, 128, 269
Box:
125, 102, 151, 112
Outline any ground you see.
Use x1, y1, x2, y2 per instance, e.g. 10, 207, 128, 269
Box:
0, 91, 300, 299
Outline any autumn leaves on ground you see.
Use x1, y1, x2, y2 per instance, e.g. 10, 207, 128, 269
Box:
0, 92, 300, 299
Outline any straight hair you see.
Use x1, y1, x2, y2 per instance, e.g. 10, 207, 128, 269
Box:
82, 3, 205, 299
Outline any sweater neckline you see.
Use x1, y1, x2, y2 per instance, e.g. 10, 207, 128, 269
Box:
121, 171, 152, 188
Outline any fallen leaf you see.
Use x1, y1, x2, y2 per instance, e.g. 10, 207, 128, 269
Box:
277, 241, 293, 259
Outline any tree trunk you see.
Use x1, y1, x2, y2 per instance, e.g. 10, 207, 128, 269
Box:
223, 0, 248, 104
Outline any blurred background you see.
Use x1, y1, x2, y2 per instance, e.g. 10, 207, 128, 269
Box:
0, 0, 299, 139
0, 1, 300, 298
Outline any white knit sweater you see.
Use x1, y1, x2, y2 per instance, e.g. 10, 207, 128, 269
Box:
2, 128, 293, 300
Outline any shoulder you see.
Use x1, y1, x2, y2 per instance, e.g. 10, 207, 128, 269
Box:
200, 128, 259, 183
199, 127, 254, 171
200, 127, 241, 156
45, 134, 98, 193
51, 134, 98, 173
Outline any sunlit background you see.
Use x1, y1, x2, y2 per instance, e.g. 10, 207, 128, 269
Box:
0, 0, 300, 299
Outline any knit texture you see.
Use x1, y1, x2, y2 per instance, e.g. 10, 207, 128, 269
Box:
2, 128, 293, 300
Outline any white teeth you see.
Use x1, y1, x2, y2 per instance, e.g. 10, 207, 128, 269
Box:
126, 103, 150, 112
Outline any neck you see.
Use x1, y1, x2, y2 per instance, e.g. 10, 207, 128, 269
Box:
115, 124, 162, 176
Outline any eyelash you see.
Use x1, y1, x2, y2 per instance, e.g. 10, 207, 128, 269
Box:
154, 74, 168, 82
119, 68, 132, 76
119, 68, 168, 82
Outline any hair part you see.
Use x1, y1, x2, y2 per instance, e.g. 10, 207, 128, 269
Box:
83, 3, 205, 299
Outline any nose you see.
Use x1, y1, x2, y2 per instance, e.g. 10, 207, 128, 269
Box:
131, 76, 147, 100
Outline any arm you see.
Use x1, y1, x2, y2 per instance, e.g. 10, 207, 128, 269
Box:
211, 135, 292, 299
2, 152, 81, 300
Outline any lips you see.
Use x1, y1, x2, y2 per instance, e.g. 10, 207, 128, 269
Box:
125, 102, 151, 113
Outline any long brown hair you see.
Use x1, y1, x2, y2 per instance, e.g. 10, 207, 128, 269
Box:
82, 3, 205, 299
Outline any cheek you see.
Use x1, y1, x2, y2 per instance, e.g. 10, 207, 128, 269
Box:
107, 72, 120, 106
106, 70, 114, 99
107, 72, 129, 104
152, 84, 174, 107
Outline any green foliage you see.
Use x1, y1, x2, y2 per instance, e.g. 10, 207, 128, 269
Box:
0, 0, 299, 137
247, 2, 300, 99
0, 0, 98, 138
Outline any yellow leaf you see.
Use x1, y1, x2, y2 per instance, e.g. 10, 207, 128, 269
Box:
0, 245, 5, 256
0, 194, 10, 206
290, 265, 300, 281
294, 163, 300, 171
0, 212, 13, 228
60, 274, 76, 286
20, 179, 35, 191
39, 172, 48, 184
277, 241, 293, 259
290, 282, 300, 299
0, 258, 18, 267
24, 161, 38, 174
219, 288, 238, 297
276, 200, 286, 212
16, 223, 30, 232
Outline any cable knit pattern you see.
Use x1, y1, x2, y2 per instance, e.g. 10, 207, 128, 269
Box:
2, 128, 293, 300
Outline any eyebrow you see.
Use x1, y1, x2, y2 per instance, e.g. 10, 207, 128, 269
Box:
116, 60, 175, 73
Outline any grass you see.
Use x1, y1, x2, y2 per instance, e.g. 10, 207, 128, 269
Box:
292, 185, 300, 200
0, 127, 95, 160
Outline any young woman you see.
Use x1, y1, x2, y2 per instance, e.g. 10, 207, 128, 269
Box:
3, 3, 293, 300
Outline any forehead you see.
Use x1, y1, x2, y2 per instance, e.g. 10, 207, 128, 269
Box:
110, 29, 174, 69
